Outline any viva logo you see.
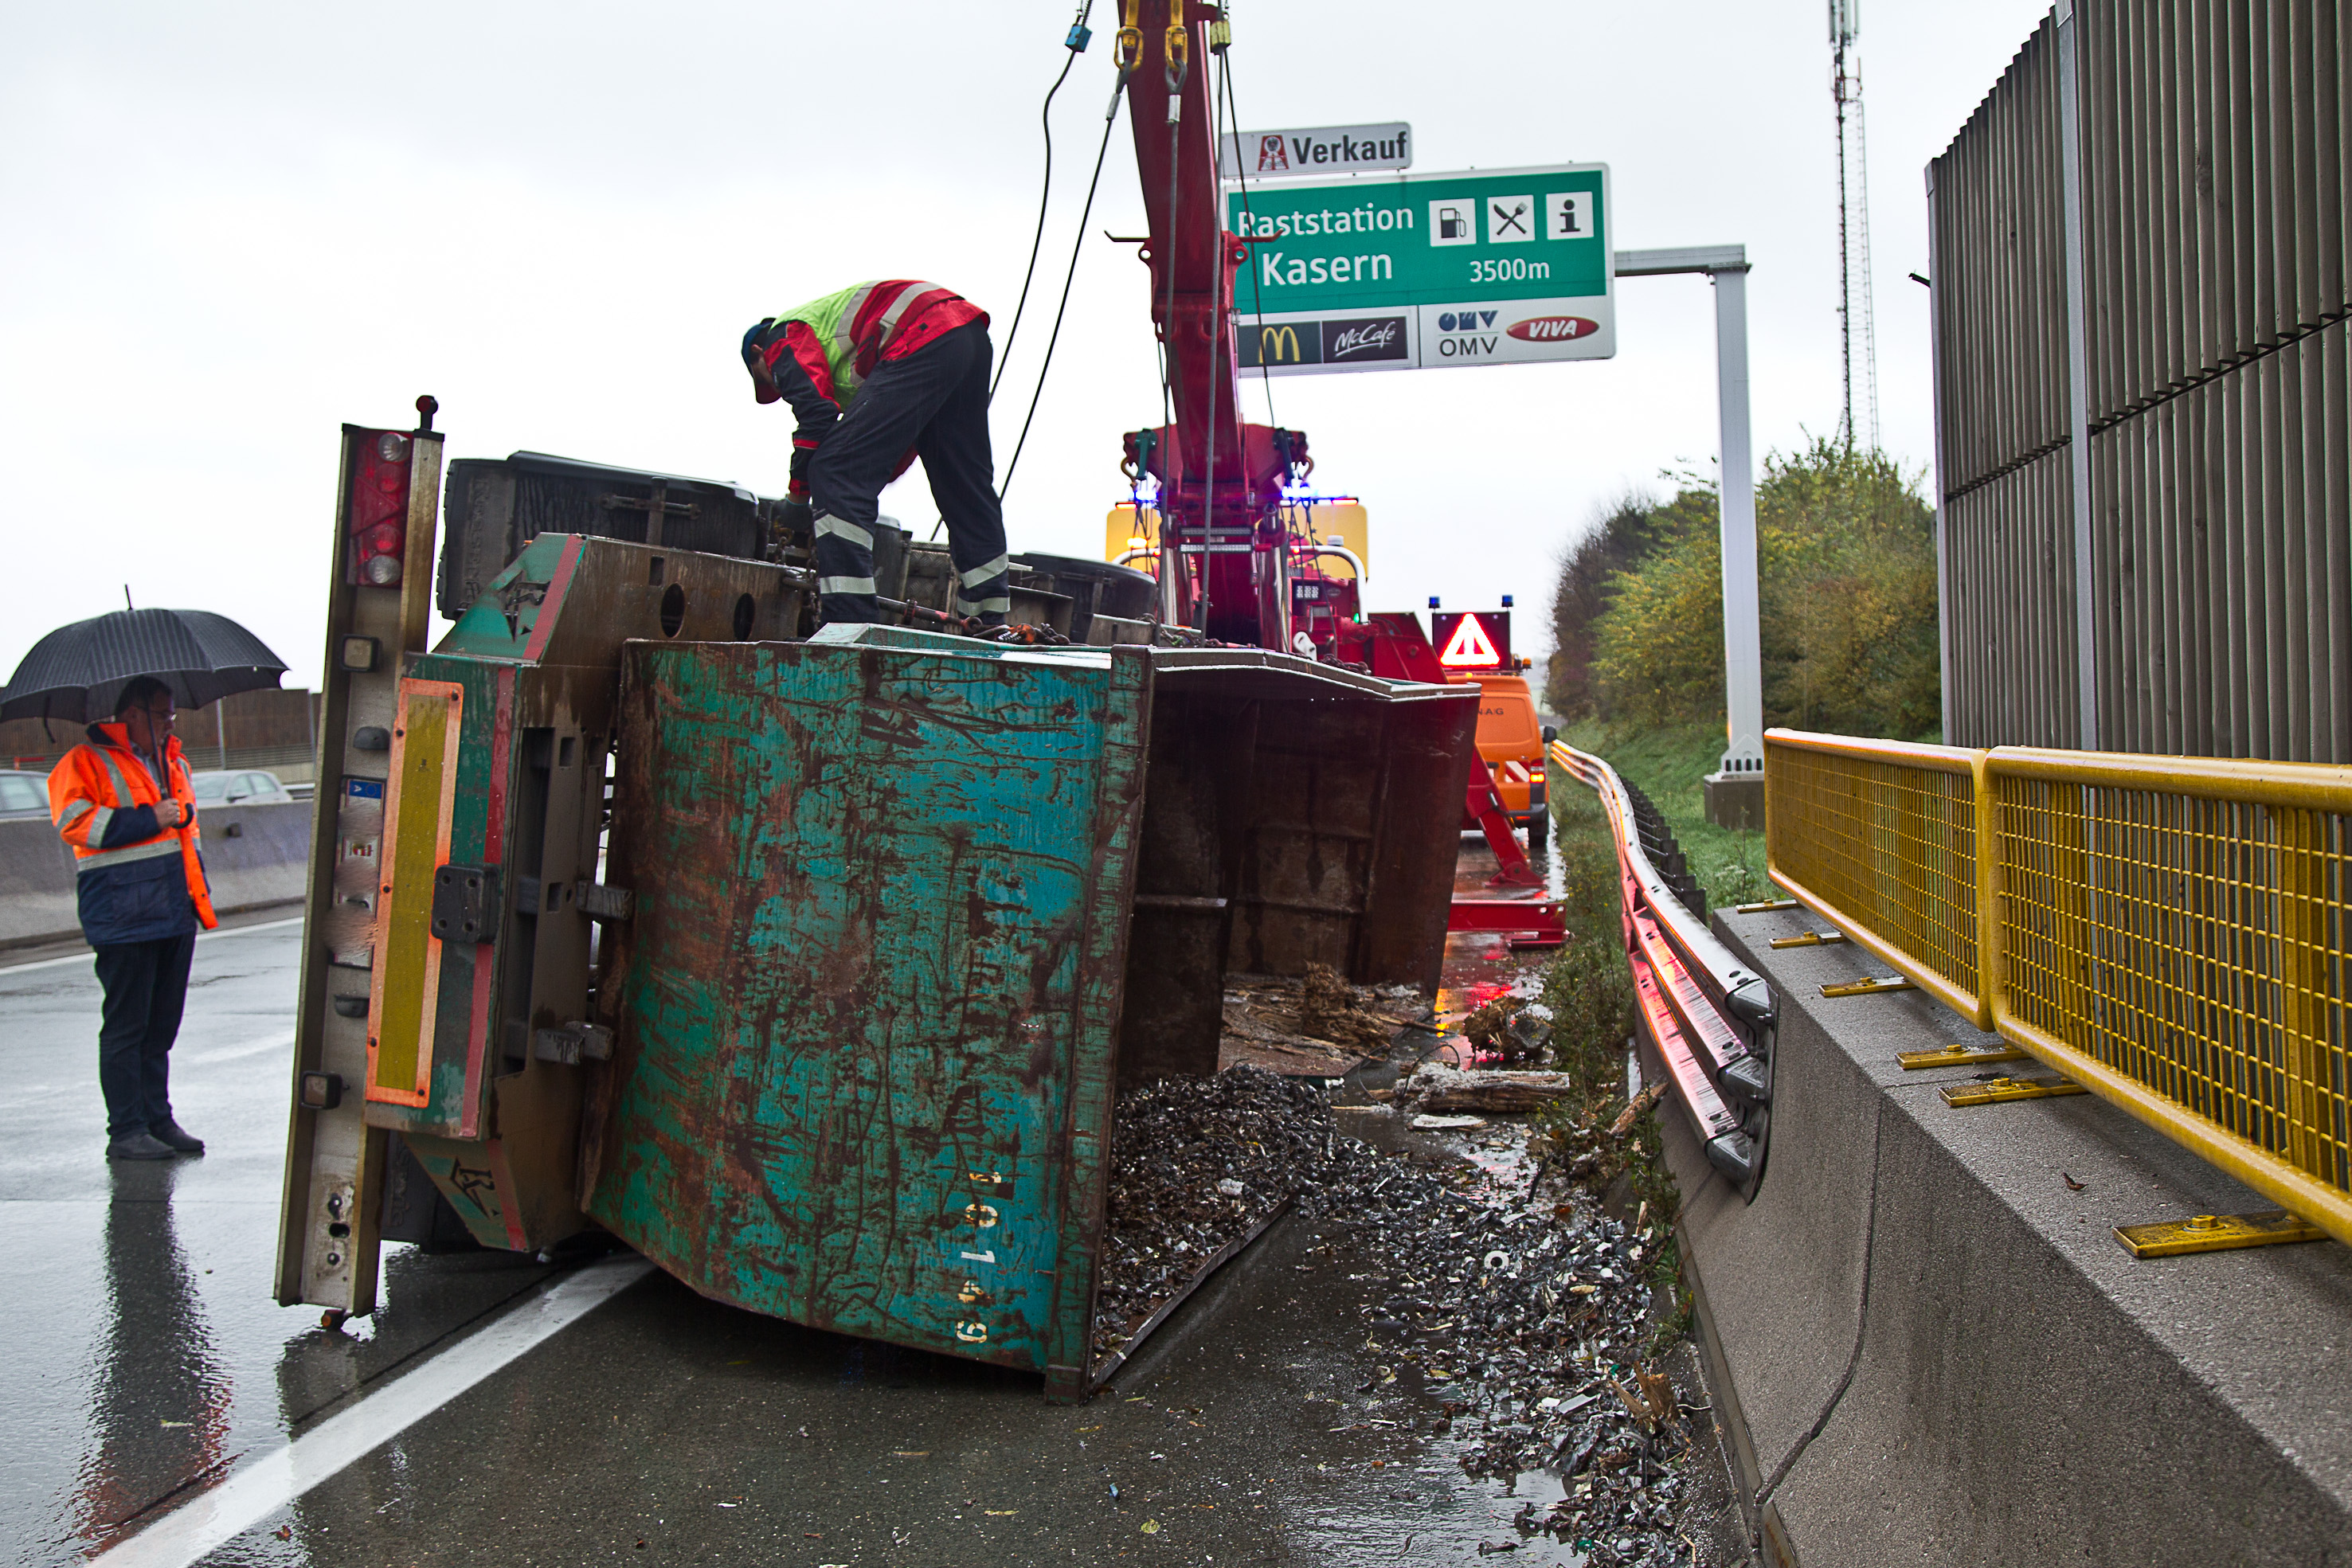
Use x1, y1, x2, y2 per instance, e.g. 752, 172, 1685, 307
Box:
1506, 315, 1598, 342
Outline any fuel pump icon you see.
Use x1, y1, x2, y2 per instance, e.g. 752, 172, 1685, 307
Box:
1438, 205, 1467, 240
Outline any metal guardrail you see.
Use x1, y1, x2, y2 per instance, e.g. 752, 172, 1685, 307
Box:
1764, 727, 2352, 1246
1552, 741, 1775, 1189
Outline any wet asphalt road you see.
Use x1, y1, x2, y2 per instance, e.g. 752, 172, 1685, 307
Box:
0, 887, 1604, 1567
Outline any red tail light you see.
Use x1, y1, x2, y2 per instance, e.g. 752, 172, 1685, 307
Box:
344, 428, 413, 587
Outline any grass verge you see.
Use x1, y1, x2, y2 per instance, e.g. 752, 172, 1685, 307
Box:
1560, 718, 1770, 909
1535, 764, 1692, 1355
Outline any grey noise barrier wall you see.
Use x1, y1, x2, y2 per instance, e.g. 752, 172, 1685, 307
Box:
1930, 0, 2351, 760
1657, 904, 2352, 1568
0, 802, 311, 951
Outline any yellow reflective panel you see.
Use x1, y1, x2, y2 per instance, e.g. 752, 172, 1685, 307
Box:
366, 681, 462, 1105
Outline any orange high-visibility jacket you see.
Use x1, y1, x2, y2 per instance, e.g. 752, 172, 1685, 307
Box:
49, 722, 217, 945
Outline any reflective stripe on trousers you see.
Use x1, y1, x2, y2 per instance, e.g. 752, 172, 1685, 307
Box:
814, 514, 873, 551
951, 548, 1009, 624
812, 514, 881, 624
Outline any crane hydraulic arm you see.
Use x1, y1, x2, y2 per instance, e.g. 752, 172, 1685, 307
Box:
1118, 0, 1306, 646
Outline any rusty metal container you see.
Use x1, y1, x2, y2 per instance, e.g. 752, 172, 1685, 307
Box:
581, 627, 1473, 1399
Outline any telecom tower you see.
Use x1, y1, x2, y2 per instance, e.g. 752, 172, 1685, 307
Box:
1830, 0, 1879, 450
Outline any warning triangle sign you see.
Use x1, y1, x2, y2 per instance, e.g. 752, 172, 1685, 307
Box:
1439, 613, 1501, 667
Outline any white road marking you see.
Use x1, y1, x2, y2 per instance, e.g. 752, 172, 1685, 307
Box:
89, 1253, 656, 1568
0, 915, 305, 978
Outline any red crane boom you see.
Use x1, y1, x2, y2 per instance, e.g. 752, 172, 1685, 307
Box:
1117, 0, 1306, 647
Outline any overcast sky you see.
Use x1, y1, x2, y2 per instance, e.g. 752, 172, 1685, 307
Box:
0, 1, 2052, 689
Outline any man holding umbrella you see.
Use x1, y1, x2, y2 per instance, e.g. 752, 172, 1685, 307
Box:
6, 604, 281, 1159
49, 677, 218, 1160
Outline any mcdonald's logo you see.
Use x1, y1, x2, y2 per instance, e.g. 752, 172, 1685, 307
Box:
1240, 319, 1323, 368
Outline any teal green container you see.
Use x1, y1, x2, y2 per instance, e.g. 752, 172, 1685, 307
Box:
583, 625, 1475, 1400
585, 630, 1148, 1399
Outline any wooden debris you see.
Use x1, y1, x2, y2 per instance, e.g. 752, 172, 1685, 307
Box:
1608, 1082, 1668, 1136
1404, 1065, 1583, 1114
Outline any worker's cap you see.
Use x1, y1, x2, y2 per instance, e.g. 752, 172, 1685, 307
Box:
742, 321, 781, 404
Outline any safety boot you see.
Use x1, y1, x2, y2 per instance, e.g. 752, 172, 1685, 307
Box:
107, 1131, 174, 1161
150, 1120, 206, 1155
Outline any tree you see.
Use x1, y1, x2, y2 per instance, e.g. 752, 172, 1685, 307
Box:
1545, 489, 1669, 719
1569, 440, 1939, 739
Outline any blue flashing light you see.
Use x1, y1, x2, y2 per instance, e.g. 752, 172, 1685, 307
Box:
1428, 596, 1441, 609
1501, 594, 1514, 608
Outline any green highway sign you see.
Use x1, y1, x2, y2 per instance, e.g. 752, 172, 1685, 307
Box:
1223, 162, 1612, 373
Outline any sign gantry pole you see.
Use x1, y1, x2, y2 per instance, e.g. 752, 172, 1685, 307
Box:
1614, 246, 1763, 827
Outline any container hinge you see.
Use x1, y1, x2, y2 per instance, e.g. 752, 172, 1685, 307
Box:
533, 1022, 615, 1066
431, 864, 500, 944
575, 881, 635, 921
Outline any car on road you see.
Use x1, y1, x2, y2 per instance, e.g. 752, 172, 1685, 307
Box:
191, 768, 299, 806
0, 769, 49, 819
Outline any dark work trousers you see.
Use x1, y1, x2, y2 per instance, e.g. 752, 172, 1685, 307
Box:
808, 319, 1012, 626
93, 933, 196, 1140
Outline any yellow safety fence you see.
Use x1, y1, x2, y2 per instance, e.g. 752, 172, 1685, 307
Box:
1765, 728, 2352, 1247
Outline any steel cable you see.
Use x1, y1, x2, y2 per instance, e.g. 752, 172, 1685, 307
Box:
997, 72, 1128, 503
990, 6, 1094, 405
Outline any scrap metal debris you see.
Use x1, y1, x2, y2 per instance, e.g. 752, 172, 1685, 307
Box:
1303, 1112, 1713, 1562
1093, 1068, 1331, 1362
1097, 1058, 1720, 1564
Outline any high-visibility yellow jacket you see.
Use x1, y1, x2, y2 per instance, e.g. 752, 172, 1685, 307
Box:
49, 722, 217, 945
749, 280, 986, 498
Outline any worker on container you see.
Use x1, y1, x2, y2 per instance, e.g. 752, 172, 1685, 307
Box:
742, 281, 1012, 628
48, 675, 217, 1162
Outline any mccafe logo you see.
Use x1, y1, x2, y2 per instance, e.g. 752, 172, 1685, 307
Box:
1328, 319, 1403, 359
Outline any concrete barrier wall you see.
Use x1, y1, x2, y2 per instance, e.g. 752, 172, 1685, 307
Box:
1660, 904, 2352, 1567
0, 801, 311, 949
0, 818, 81, 949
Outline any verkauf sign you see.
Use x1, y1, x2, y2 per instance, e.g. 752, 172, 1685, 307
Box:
1219, 123, 1411, 180
1226, 162, 1614, 375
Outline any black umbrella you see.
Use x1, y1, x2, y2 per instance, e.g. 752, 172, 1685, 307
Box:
0, 608, 288, 725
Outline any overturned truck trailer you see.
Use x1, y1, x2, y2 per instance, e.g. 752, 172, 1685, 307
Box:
278, 417, 1477, 1400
